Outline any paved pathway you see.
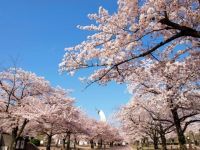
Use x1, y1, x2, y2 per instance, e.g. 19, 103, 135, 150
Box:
109, 145, 133, 150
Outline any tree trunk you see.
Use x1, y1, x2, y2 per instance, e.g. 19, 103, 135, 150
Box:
66, 133, 71, 150
160, 133, 167, 150
46, 135, 52, 150
100, 139, 103, 148
159, 124, 167, 150
153, 137, 159, 150
62, 139, 66, 149
10, 126, 18, 150
90, 139, 94, 149
110, 141, 114, 147
10, 119, 29, 150
98, 139, 103, 148
6, 93, 12, 112
171, 108, 187, 150
0, 133, 2, 147
73, 138, 76, 149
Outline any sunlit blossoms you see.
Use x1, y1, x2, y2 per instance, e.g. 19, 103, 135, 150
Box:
117, 53, 200, 149
60, 0, 199, 149
60, 0, 199, 85
0, 68, 123, 150
0, 68, 54, 149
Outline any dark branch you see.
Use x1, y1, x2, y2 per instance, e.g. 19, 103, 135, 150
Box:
84, 32, 183, 88
159, 11, 200, 38
183, 119, 200, 133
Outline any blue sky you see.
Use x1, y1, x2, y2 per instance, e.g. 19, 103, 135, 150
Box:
0, 0, 131, 120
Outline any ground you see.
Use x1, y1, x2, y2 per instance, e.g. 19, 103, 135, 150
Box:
38, 145, 133, 150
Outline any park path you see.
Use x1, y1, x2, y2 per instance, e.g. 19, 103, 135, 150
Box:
109, 145, 133, 150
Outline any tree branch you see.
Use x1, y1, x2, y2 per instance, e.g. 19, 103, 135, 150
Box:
183, 119, 200, 133
159, 12, 200, 38
85, 32, 183, 87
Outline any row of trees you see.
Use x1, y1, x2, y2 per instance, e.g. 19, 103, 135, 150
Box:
0, 68, 123, 150
117, 53, 200, 149
59, 0, 200, 149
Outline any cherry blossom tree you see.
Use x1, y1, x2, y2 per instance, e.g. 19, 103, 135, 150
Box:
107, 126, 124, 146
0, 68, 52, 150
185, 122, 200, 145
59, 2, 200, 149
85, 120, 123, 149
125, 54, 200, 149
58, 109, 91, 150
82, 119, 98, 149
117, 100, 156, 149
141, 101, 174, 150
117, 97, 175, 150
60, 0, 200, 85
19, 88, 76, 150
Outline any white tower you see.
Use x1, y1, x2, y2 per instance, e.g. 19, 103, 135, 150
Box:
97, 109, 106, 122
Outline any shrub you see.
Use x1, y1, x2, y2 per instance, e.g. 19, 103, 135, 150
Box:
30, 138, 40, 146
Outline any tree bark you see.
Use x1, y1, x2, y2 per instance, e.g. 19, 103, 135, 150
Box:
160, 133, 167, 150
66, 132, 71, 150
0, 133, 2, 147
10, 119, 29, 150
62, 139, 66, 149
73, 138, 76, 149
153, 135, 159, 150
10, 126, 18, 150
90, 139, 94, 149
159, 124, 167, 150
100, 139, 103, 148
110, 141, 114, 147
46, 135, 52, 150
171, 108, 187, 150
6, 93, 12, 112
98, 139, 103, 148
